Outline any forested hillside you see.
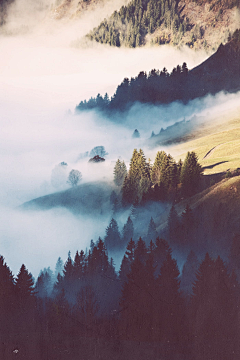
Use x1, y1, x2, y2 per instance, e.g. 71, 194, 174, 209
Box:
1, 219, 240, 359
86, 0, 240, 49
86, 0, 185, 47
76, 30, 240, 113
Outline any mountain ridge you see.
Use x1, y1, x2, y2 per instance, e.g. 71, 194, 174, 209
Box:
76, 31, 240, 114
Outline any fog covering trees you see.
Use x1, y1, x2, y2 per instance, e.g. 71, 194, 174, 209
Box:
1, 233, 239, 359
113, 159, 127, 186
67, 169, 82, 187
51, 162, 68, 189
77, 34, 240, 114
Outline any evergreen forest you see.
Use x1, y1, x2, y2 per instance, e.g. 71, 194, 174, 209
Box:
76, 31, 240, 114
1, 146, 240, 359
86, 0, 186, 47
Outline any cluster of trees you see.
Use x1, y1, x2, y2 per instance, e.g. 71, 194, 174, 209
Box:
118, 148, 202, 206
86, 0, 188, 48
1, 232, 240, 359
103, 215, 158, 251
76, 62, 189, 112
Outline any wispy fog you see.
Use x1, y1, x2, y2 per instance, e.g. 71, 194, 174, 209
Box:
0, 0, 239, 277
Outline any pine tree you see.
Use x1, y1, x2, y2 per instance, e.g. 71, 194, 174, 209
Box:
113, 159, 127, 186
157, 252, 184, 345
73, 250, 85, 281
16, 264, 35, 301
119, 238, 136, 284
132, 129, 140, 138
154, 237, 172, 275
122, 216, 134, 248
35, 269, 53, 298
191, 254, 239, 360
104, 218, 121, 250
63, 251, 74, 281
151, 150, 168, 184
134, 237, 147, 264
119, 251, 156, 341
55, 257, 64, 279
146, 217, 158, 244
0, 256, 15, 337
180, 250, 199, 296
180, 151, 203, 197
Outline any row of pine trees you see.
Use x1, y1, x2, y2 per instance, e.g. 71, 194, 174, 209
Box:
113, 148, 202, 206
76, 62, 189, 112
1, 232, 240, 359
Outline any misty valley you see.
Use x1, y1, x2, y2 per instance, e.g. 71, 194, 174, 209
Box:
1, 0, 240, 358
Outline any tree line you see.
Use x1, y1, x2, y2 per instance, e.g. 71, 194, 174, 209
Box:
76, 34, 240, 113
1, 231, 240, 359
113, 148, 202, 206
76, 62, 189, 112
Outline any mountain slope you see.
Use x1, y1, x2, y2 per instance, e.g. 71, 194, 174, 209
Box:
156, 175, 240, 256
21, 181, 114, 215
76, 31, 240, 114
85, 0, 240, 50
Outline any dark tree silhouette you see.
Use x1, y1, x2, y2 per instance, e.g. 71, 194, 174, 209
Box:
104, 218, 121, 250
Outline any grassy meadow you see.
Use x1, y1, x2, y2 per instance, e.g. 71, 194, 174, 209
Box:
170, 107, 240, 175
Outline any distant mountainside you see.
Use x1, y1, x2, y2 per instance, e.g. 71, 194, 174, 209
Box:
76, 30, 240, 114
50, 0, 107, 21
86, 0, 240, 50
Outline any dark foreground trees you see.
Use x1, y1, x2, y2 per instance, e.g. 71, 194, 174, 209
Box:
0, 237, 239, 359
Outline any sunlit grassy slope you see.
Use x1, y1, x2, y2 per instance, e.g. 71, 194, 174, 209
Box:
170, 108, 240, 175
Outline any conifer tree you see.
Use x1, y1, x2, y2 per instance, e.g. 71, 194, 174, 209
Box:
122, 216, 134, 247
16, 264, 35, 301
120, 238, 156, 342
0, 256, 15, 337
154, 237, 172, 275
191, 254, 239, 360
63, 251, 74, 281
180, 151, 203, 197
73, 250, 85, 281
122, 148, 151, 205
180, 250, 199, 296
157, 252, 184, 344
55, 257, 64, 279
146, 217, 158, 244
113, 159, 127, 186
104, 218, 121, 250
134, 237, 147, 264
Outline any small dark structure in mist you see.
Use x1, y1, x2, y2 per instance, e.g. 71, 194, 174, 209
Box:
88, 155, 105, 163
